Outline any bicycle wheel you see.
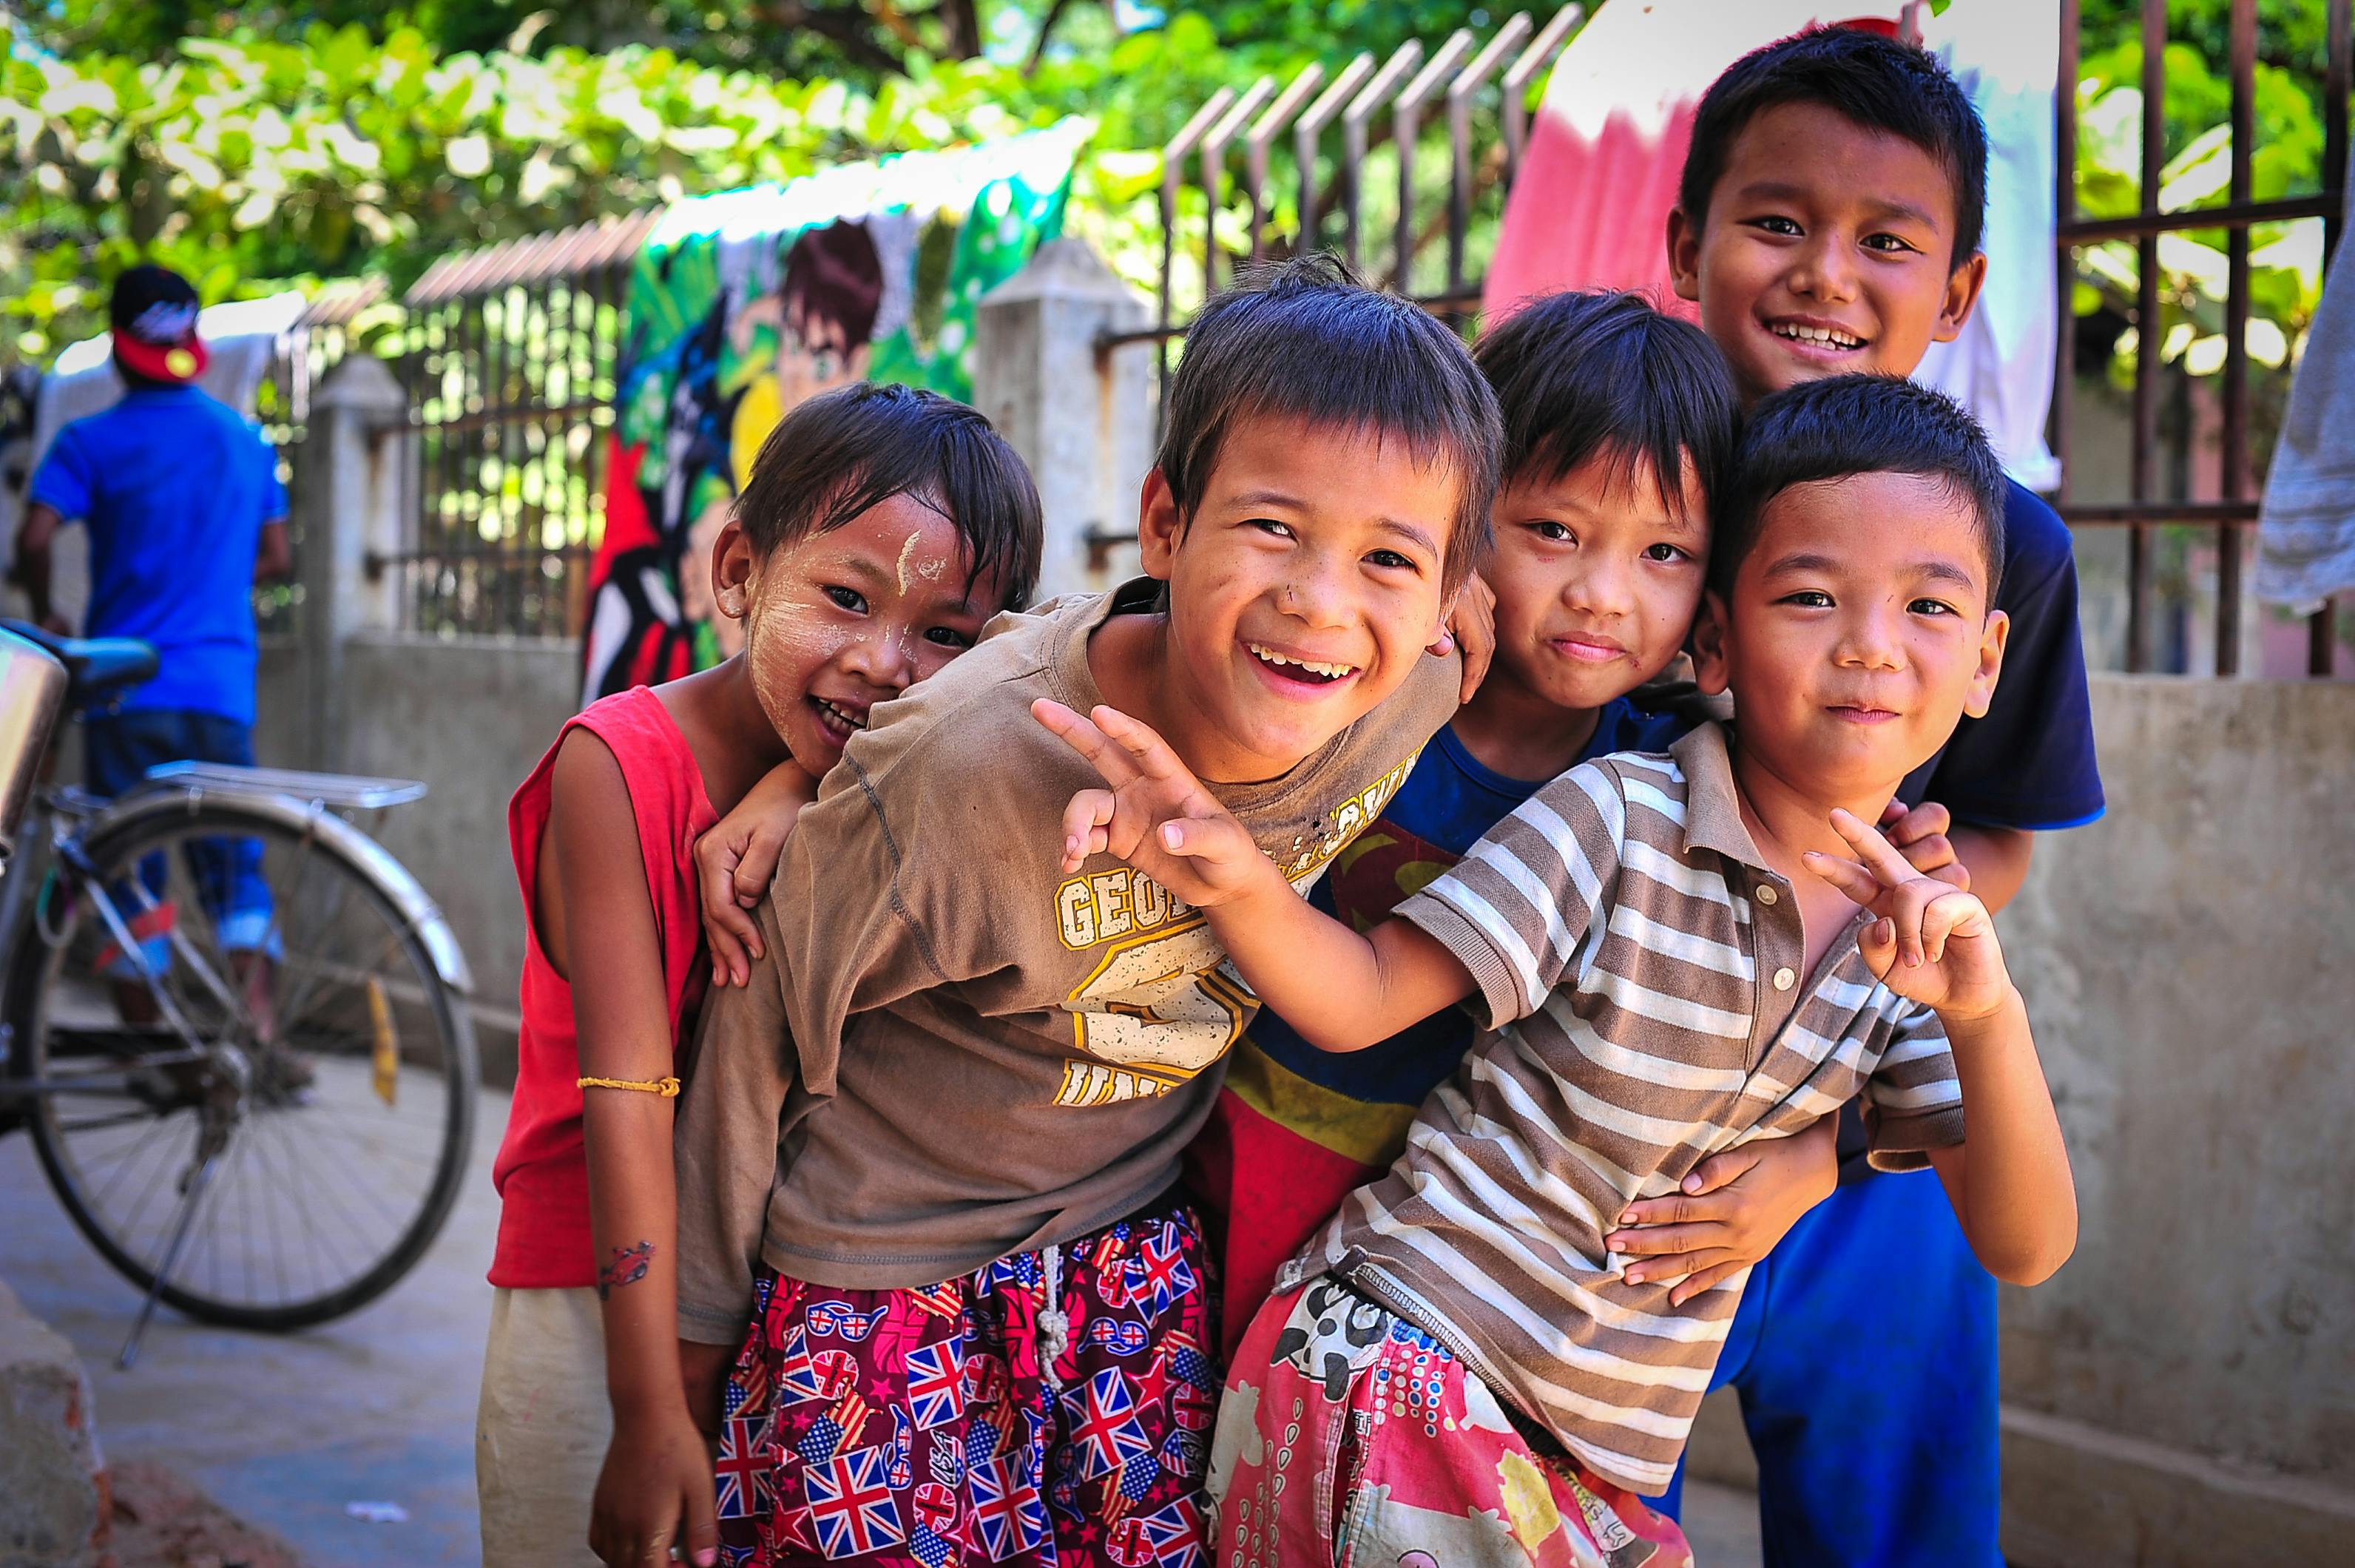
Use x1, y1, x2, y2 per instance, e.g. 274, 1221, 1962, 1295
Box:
10, 797, 476, 1330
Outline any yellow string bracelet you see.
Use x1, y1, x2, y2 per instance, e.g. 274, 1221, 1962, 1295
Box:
576, 1074, 681, 1097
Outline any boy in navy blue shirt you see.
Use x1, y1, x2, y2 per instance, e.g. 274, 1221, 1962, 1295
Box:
20, 264, 293, 1007
1655, 28, 2104, 1563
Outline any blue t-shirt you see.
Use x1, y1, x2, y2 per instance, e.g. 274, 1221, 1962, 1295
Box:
1248, 696, 1687, 1111
1898, 479, 2106, 830
27, 387, 285, 725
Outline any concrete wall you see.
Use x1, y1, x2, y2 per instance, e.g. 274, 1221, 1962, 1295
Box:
1992, 674, 2355, 1558
255, 632, 578, 1082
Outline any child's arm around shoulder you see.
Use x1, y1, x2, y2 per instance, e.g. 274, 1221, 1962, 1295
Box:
695, 760, 819, 990
1805, 810, 2078, 1286
1033, 700, 1475, 1051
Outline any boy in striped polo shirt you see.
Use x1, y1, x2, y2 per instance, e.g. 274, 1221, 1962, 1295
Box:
1036, 375, 2078, 1567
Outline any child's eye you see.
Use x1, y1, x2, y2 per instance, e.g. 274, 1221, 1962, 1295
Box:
1246, 518, 1293, 538
1527, 520, 1575, 545
1365, 549, 1417, 572
1746, 214, 1803, 237
1641, 543, 1689, 564
926, 626, 977, 649
1862, 232, 1922, 255
1779, 589, 1834, 608
1908, 597, 1957, 617
824, 586, 868, 614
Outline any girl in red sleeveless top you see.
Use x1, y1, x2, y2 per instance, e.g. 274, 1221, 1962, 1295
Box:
479, 384, 1041, 1568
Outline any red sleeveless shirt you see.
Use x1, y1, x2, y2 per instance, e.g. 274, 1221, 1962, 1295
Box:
489, 686, 717, 1289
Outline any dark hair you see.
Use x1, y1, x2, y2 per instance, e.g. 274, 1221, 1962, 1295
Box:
1475, 290, 1741, 524
1158, 252, 1503, 595
734, 381, 1041, 610
1680, 27, 1987, 266
780, 218, 884, 351
1713, 374, 2005, 601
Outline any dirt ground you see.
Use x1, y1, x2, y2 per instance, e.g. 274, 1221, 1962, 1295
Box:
105, 1461, 307, 1568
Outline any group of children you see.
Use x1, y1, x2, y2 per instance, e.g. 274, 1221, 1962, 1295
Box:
477, 27, 2095, 1568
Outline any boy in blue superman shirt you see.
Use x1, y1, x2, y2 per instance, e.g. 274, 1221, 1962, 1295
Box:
1188, 290, 1878, 1359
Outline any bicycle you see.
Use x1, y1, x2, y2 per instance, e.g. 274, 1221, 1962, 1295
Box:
0, 622, 477, 1366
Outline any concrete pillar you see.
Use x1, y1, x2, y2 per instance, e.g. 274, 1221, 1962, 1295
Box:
296, 355, 409, 768
973, 239, 1155, 602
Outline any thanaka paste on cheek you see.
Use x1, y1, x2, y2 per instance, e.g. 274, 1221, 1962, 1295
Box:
741, 558, 856, 746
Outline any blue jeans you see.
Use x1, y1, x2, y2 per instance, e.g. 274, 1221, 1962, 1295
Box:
84, 709, 277, 972
1658, 1168, 2002, 1567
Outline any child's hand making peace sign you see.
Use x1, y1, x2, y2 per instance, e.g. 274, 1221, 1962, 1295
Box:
1803, 807, 2013, 1022
1030, 699, 1279, 910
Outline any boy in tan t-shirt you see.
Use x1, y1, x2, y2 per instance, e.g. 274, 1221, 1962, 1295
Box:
673, 254, 1502, 1566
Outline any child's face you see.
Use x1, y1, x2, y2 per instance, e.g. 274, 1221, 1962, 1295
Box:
1667, 101, 1988, 402
777, 298, 869, 412
1486, 450, 1709, 714
1694, 470, 2007, 802
1141, 413, 1458, 780
718, 493, 1002, 775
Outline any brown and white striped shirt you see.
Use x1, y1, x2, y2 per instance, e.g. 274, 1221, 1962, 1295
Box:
1311, 721, 1966, 1495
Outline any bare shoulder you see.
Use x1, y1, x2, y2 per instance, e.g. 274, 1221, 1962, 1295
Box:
547, 726, 635, 839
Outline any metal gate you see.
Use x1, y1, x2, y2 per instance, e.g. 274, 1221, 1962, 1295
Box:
2053, 0, 2349, 676
1138, 0, 2352, 677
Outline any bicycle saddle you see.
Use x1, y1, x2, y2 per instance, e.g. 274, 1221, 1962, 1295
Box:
0, 620, 158, 701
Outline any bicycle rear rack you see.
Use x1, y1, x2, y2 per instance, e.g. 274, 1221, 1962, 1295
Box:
141, 762, 427, 811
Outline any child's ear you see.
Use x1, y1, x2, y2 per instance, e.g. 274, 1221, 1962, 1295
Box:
713, 517, 756, 620
1665, 206, 1704, 304
1966, 607, 2009, 719
1934, 250, 1990, 344
1690, 590, 1733, 695
1137, 467, 1184, 581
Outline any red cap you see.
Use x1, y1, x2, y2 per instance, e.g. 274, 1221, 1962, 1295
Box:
107, 264, 209, 384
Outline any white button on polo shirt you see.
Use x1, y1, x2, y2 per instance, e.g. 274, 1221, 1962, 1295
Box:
1755, 884, 1780, 905
1771, 967, 1797, 992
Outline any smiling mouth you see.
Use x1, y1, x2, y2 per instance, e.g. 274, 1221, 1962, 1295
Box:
1771, 322, 1868, 351
1246, 643, 1359, 686
1828, 704, 1901, 724
811, 695, 869, 741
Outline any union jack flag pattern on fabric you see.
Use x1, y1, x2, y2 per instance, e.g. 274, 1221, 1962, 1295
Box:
712, 1197, 1214, 1567
969, 1451, 1050, 1562
1129, 1496, 1205, 1568
908, 1339, 967, 1429
715, 1419, 772, 1520
1061, 1369, 1152, 1481
803, 1446, 905, 1558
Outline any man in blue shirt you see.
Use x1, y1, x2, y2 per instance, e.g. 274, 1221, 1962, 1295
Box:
18, 263, 292, 1017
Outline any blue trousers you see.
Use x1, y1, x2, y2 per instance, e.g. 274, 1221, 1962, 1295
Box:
1658, 1167, 2001, 1567
84, 709, 277, 968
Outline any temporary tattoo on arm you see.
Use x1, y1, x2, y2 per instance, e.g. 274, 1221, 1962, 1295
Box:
597, 1240, 655, 1300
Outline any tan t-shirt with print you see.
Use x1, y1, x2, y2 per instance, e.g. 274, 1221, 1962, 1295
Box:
676, 578, 1459, 1338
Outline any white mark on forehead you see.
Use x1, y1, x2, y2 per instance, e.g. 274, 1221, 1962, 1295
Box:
896, 531, 922, 594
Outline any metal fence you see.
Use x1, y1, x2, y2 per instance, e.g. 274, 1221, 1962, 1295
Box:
2053, 0, 2349, 677
1116, 6, 1585, 399
337, 1, 2352, 672
381, 215, 651, 639
1136, 0, 2351, 678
